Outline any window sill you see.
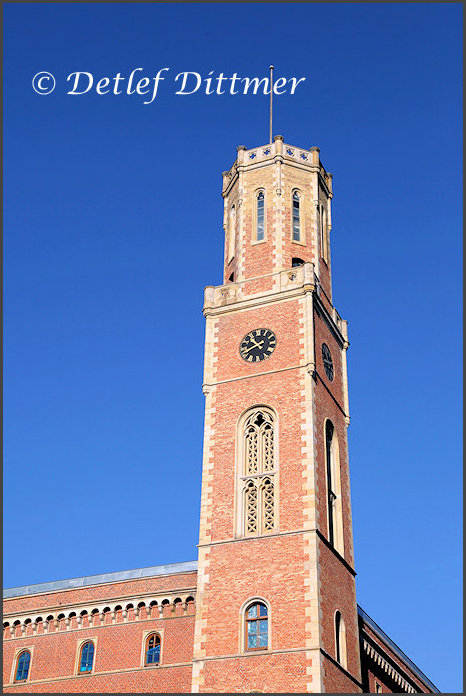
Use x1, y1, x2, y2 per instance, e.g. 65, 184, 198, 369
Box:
251, 238, 267, 246
292, 239, 306, 246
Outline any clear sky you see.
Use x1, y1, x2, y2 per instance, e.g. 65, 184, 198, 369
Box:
3, 3, 462, 692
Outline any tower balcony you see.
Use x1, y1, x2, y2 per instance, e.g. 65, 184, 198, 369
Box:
203, 261, 348, 343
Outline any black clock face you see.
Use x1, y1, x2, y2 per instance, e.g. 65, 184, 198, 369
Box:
322, 343, 334, 381
239, 329, 277, 363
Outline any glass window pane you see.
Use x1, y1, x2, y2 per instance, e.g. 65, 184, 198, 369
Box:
248, 634, 257, 649
16, 652, 30, 681
259, 604, 268, 617
259, 620, 268, 633
80, 643, 94, 672
247, 620, 256, 634
247, 605, 258, 618
258, 634, 268, 647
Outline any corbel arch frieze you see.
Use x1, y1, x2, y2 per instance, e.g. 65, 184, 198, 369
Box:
3, 591, 196, 639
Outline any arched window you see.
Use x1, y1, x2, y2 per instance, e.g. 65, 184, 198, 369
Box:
325, 421, 344, 555
228, 204, 236, 262
292, 191, 301, 242
240, 408, 276, 536
256, 191, 265, 241
320, 204, 329, 262
79, 641, 95, 673
245, 602, 268, 651
145, 633, 161, 665
292, 257, 304, 267
15, 650, 31, 682
335, 611, 347, 669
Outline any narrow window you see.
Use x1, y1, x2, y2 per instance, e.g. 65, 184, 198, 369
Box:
335, 611, 347, 669
320, 204, 325, 259
292, 257, 304, 267
256, 191, 265, 241
375, 683, 382, 693
228, 205, 236, 262
15, 650, 31, 682
241, 409, 276, 536
145, 633, 161, 665
228, 272, 234, 282
292, 191, 301, 242
326, 421, 336, 547
245, 602, 268, 651
79, 641, 94, 673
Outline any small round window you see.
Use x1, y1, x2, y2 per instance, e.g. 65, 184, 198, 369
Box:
322, 344, 334, 381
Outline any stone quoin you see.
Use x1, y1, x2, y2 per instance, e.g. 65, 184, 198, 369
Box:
3, 137, 438, 694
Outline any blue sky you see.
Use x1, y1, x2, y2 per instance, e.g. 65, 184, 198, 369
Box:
3, 3, 462, 691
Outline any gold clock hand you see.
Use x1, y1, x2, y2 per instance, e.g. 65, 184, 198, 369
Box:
243, 340, 264, 354
249, 336, 264, 349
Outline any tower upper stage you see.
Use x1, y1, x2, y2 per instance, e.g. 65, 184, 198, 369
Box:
220, 135, 335, 304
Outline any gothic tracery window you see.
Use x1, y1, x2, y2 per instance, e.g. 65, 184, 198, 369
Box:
241, 409, 276, 536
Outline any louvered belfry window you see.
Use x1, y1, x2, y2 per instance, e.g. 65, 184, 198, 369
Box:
242, 409, 276, 535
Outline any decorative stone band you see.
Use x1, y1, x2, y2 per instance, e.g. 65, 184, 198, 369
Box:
3, 593, 196, 640
361, 638, 417, 693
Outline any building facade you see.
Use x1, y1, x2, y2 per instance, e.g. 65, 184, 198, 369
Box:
3, 138, 438, 694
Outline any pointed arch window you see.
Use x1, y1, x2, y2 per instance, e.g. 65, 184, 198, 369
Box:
335, 611, 347, 669
245, 602, 268, 651
292, 191, 301, 242
79, 641, 94, 673
14, 650, 31, 682
320, 203, 329, 262
228, 204, 236, 262
241, 409, 276, 536
145, 633, 161, 665
325, 420, 344, 555
256, 191, 265, 241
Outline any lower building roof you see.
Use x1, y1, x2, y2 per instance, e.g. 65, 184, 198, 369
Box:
3, 561, 439, 692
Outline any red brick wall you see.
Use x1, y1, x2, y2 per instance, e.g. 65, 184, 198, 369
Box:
3, 573, 196, 693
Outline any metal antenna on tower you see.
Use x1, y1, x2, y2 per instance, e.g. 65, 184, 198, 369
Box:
269, 65, 274, 144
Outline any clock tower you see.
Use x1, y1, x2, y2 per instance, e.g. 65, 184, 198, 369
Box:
192, 136, 361, 693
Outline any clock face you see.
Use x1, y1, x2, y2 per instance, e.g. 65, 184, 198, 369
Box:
239, 328, 277, 363
322, 343, 334, 381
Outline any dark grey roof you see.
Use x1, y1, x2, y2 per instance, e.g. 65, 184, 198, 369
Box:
3, 561, 198, 599
357, 605, 439, 693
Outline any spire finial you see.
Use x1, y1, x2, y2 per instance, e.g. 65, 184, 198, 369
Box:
269, 65, 274, 144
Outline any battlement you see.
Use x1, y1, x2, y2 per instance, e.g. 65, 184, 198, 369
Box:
222, 136, 333, 197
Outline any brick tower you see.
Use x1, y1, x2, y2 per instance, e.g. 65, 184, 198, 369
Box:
192, 136, 361, 693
